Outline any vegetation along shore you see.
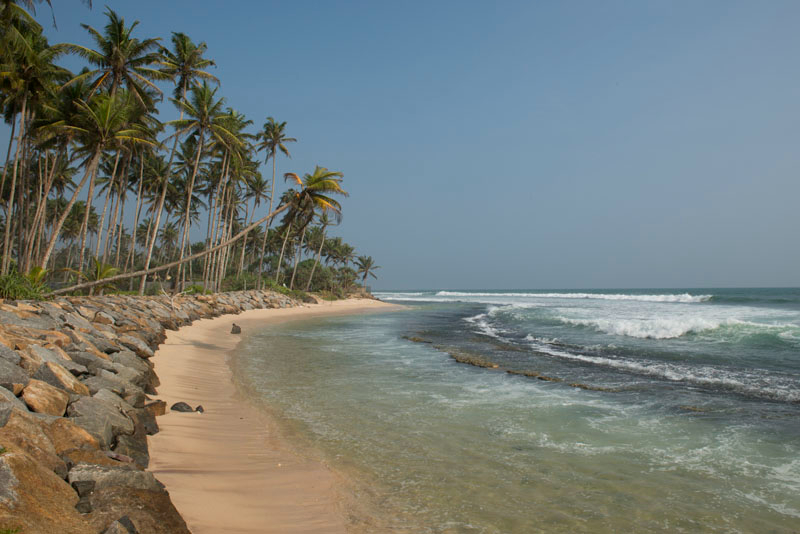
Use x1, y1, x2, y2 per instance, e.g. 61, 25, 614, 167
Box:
0, 1, 381, 300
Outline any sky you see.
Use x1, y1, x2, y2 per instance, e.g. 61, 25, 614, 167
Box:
4, 0, 800, 289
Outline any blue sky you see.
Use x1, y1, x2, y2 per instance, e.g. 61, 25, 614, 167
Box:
5, 0, 800, 289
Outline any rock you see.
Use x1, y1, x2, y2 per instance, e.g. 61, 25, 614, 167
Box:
82, 373, 128, 396
72, 479, 95, 513
195, 405, 204, 413
0, 344, 20, 365
0, 386, 28, 413
0, 359, 28, 392
143, 400, 166, 417
0, 409, 67, 479
231, 323, 241, 334
0, 452, 91, 534
33, 361, 91, 396
68, 464, 164, 492
110, 350, 151, 376
81, 485, 190, 534
22, 345, 88, 376
117, 335, 154, 359
113, 434, 149, 469
94, 389, 134, 415
69, 350, 116, 374
170, 401, 193, 413
41, 418, 100, 454
21, 379, 70, 416
103, 516, 139, 534
93, 311, 116, 325
67, 397, 134, 448
61, 448, 137, 471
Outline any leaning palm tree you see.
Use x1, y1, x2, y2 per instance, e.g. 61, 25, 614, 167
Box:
63, 7, 166, 107
51, 165, 348, 296
282, 166, 347, 288
355, 255, 380, 290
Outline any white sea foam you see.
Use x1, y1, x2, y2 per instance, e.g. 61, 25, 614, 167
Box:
558, 316, 800, 340
525, 339, 800, 402
435, 291, 713, 303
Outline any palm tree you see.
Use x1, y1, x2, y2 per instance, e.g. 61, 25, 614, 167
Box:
305, 211, 339, 291
0, 26, 68, 273
167, 81, 239, 291
255, 116, 294, 288
39, 91, 155, 269
63, 7, 166, 107
355, 255, 380, 289
53, 164, 348, 296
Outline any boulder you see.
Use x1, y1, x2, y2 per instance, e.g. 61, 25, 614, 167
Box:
0, 452, 91, 534
231, 323, 241, 334
0, 359, 28, 392
102, 516, 139, 534
21, 379, 70, 416
143, 400, 166, 417
69, 350, 116, 374
22, 344, 88, 376
41, 417, 100, 454
0, 344, 20, 365
68, 464, 163, 492
113, 434, 149, 469
61, 448, 138, 471
67, 396, 133, 448
109, 350, 151, 375
0, 386, 28, 413
80, 484, 190, 534
33, 361, 91, 396
0, 409, 67, 478
82, 373, 128, 396
117, 335, 154, 359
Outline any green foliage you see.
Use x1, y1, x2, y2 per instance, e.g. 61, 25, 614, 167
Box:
0, 446, 6, 455
183, 284, 207, 295
0, 528, 20, 534
0, 270, 47, 300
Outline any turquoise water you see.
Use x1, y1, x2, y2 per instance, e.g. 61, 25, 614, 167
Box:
234, 289, 800, 533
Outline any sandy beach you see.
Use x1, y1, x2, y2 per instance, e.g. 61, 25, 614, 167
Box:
147, 298, 399, 534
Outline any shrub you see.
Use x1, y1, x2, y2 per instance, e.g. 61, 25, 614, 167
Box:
0, 270, 47, 300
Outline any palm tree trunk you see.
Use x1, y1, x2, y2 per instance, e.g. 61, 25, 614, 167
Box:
305, 229, 326, 292
52, 201, 293, 296
275, 222, 292, 284
177, 130, 205, 292
0, 110, 17, 217
95, 150, 121, 259
290, 224, 306, 290
125, 154, 145, 276
77, 156, 101, 274
39, 148, 102, 269
138, 173, 170, 295
237, 197, 251, 276
2, 94, 26, 274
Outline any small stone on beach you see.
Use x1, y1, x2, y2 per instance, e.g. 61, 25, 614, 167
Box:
230, 323, 241, 334
170, 402, 194, 413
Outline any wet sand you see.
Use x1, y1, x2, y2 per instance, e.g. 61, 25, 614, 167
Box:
147, 298, 399, 534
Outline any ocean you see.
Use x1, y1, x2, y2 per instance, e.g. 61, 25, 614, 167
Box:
233, 288, 800, 533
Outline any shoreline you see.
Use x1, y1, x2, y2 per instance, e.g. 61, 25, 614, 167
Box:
147, 298, 400, 533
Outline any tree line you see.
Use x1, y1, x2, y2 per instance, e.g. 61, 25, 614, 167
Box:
0, 1, 380, 297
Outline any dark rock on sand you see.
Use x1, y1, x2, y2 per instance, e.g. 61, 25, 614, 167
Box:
170, 401, 194, 412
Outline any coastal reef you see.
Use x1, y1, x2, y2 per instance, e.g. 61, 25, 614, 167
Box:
0, 290, 299, 534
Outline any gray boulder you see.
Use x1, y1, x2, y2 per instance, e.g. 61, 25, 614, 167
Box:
0, 344, 20, 365
0, 359, 29, 392
67, 396, 134, 448
0, 385, 28, 413
68, 464, 164, 492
